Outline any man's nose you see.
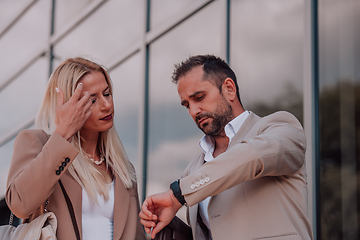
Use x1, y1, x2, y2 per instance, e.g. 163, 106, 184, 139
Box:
189, 104, 201, 118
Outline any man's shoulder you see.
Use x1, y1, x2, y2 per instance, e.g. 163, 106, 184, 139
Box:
255, 111, 301, 126
248, 111, 305, 138
263, 110, 297, 119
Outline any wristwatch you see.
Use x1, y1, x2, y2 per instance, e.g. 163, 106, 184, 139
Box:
170, 179, 186, 205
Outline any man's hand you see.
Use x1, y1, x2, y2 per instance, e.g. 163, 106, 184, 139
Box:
139, 189, 183, 239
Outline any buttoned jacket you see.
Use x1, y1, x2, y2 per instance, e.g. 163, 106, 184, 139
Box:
180, 111, 313, 240
6, 129, 145, 240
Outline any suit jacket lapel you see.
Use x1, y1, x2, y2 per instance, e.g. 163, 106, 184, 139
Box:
113, 175, 130, 240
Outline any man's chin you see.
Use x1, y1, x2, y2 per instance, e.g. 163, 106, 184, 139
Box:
199, 125, 213, 135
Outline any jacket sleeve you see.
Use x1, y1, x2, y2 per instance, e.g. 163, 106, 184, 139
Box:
6, 129, 79, 219
180, 111, 306, 207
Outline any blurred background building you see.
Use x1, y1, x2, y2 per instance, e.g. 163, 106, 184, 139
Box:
0, 0, 359, 239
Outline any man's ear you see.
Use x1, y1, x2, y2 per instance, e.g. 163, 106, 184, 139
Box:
222, 78, 237, 102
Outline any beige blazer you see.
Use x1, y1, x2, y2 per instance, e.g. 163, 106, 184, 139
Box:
6, 129, 145, 240
180, 111, 313, 240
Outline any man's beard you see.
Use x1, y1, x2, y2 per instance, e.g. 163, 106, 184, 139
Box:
195, 97, 233, 137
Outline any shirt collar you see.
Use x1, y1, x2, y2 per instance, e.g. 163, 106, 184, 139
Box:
225, 110, 250, 143
199, 110, 250, 161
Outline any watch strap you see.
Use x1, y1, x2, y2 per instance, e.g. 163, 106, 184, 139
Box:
170, 179, 186, 205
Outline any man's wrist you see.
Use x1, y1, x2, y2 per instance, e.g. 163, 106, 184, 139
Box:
170, 179, 186, 205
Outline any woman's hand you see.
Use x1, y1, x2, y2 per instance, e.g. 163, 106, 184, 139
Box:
54, 83, 93, 141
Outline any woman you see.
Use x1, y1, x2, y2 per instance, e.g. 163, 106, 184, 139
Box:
6, 57, 145, 240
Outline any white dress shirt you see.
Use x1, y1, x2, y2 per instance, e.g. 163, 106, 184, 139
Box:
198, 110, 249, 230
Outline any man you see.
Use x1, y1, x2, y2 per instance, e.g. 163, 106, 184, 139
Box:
140, 55, 313, 240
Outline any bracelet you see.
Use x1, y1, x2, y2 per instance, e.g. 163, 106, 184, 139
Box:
170, 179, 186, 205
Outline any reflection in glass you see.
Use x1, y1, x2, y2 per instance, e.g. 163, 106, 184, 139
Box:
319, 1, 360, 239
230, 0, 304, 123
0, 58, 48, 136
147, 0, 222, 220
0, 0, 50, 86
109, 53, 141, 168
53, 0, 142, 64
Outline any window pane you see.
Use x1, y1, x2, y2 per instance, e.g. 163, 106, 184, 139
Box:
54, 0, 95, 32
110, 53, 142, 167
150, 0, 208, 30
0, 58, 48, 136
0, 0, 29, 30
230, 0, 304, 123
147, 0, 222, 220
0, 0, 50, 86
319, 0, 360, 239
53, 0, 143, 63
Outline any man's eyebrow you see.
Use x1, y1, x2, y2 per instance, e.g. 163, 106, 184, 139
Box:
181, 91, 204, 106
189, 91, 204, 98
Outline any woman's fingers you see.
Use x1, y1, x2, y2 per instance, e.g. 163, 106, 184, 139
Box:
56, 87, 64, 107
54, 83, 93, 140
82, 92, 93, 121
79, 90, 91, 107
68, 83, 84, 103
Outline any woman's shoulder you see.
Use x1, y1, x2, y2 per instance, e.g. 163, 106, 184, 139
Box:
16, 129, 50, 144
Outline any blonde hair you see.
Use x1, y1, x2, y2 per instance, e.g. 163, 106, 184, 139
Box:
36, 57, 136, 202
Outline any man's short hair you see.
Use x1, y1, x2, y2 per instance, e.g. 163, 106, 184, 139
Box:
172, 54, 241, 103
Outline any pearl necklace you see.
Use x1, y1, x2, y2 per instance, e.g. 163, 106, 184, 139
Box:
87, 154, 105, 165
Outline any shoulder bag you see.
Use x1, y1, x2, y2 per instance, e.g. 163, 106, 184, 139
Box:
0, 179, 80, 240
0, 199, 57, 240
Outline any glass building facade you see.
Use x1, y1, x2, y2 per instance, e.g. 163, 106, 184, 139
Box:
0, 0, 359, 239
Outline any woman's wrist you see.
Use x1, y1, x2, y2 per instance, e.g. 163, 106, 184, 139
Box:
54, 127, 72, 142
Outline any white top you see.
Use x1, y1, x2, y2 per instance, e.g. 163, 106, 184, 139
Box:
198, 110, 250, 230
82, 180, 115, 240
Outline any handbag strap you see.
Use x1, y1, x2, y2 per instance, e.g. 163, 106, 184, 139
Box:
9, 198, 49, 225
58, 180, 81, 240
9, 212, 14, 225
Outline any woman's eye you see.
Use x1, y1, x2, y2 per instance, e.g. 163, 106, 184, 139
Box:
91, 99, 96, 104
104, 92, 111, 97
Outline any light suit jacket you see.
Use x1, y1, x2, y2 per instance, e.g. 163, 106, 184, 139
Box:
180, 111, 313, 240
6, 129, 145, 240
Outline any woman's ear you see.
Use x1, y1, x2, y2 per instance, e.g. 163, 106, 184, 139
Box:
222, 78, 237, 102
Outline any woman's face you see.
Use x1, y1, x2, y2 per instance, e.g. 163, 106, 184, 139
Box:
78, 71, 114, 137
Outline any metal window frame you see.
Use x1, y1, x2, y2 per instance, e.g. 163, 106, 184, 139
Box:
304, 0, 319, 239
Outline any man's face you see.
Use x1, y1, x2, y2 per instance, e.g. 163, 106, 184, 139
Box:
177, 67, 233, 136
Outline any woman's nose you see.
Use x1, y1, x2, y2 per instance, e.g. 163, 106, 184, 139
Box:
101, 97, 112, 111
